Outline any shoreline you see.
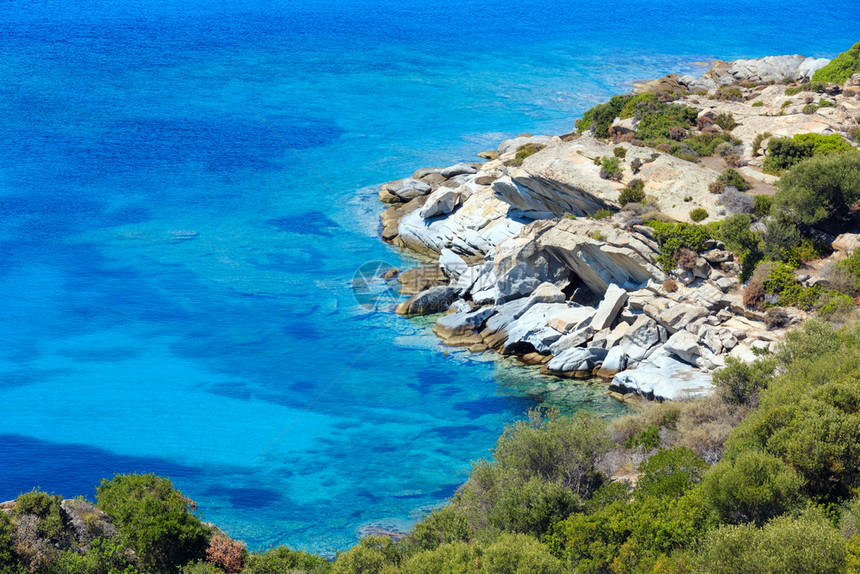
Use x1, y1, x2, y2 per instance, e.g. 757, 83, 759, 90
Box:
372, 51, 860, 403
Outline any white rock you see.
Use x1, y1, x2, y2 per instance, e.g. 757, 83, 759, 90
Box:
419, 187, 461, 218
440, 163, 477, 178
664, 331, 703, 365
591, 284, 629, 331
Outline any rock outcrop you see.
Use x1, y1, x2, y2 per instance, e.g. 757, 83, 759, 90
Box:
374, 50, 859, 401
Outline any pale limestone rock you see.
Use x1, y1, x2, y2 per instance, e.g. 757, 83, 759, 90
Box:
440, 163, 478, 178
591, 284, 629, 331
419, 187, 461, 218
546, 346, 608, 376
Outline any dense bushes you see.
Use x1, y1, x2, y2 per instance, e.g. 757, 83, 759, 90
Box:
812, 41, 860, 84
772, 150, 860, 226
96, 474, 209, 573
696, 509, 846, 574
646, 220, 713, 271
762, 133, 852, 174
244, 546, 330, 574
702, 450, 803, 525
577, 94, 699, 146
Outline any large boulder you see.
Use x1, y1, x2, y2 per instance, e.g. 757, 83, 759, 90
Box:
591, 284, 628, 331
419, 187, 461, 218
545, 347, 609, 378
386, 178, 432, 201
396, 286, 459, 316
595, 346, 628, 379
500, 302, 572, 354
433, 306, 496, 346
664, 330, 703, 365
440, 163, 478, 179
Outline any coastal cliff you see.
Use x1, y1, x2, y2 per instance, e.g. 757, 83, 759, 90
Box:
375, 53, 860, 401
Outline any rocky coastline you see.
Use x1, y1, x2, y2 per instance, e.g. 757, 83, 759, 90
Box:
374, 53, 860, 402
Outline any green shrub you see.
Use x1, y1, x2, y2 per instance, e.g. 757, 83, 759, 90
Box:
784, 81, 826, 96
713, 112, 738, 131
835, 249, 860, 294
591, 208, 612, 220
819, 98, 836, 108
244, 546, 330, 574
454, 410, 610, 537
751, 101, 764, 107
619, 93, 658, 119
400, 533, 565, 574
712, 355, 775, 406
14, 490, 64, 542
702, 450, 803, 525
634, 103, 698, 142
491, 409, 612, 496
599, 156, 624, 181
181, 562, 223, 574
0, 512, 18, 572
715, 141, 734, 157
509, 143, 545, 167
696, 509, 846, 574
773, 150, 860, 226
578, 94, 636, 138
682, 133, 739, 157
727, 320, 860, 502
458, 471, 581, 537
802, 103, 819, 115
618, 178, 645, 205
637, 448, 708, 499
812, 41, 860, 84
713, 87, 743, 101
762, 212, 801, 262
753, 194, 772, 218
625, 425, 660, 450
96, 474, 209, 573
331, 536, 398, 574
689, 208, 708, 222
716, 167, 752, 192
718, 213, 757, 253
818, 290, 856, 322
547, 488, 717, 573
646, 220, 713, 271
763, 133, 852, 174
613, 146, 627, 158
407, 506, 470, 553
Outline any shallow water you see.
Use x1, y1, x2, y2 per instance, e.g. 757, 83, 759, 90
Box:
0, 0, 858, 553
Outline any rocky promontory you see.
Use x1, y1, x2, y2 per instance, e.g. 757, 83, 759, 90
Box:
374, 52, 860, 402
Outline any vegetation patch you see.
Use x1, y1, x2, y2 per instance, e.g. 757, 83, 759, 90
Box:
812, 41, 860, 84
762, 133, 852, 174
509, 142, 546, 166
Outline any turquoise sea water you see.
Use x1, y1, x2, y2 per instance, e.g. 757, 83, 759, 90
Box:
1, 0, 858, 553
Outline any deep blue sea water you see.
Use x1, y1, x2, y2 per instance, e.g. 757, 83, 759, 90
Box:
1, 0, 858, 553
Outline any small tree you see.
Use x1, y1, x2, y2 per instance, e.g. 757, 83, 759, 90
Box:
96, 474, 209, 573
773, 151, 860, 226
